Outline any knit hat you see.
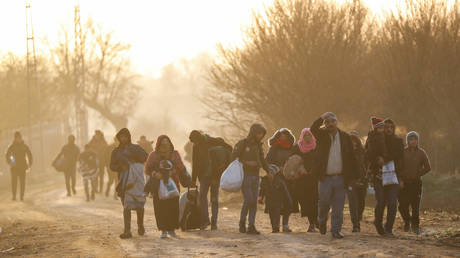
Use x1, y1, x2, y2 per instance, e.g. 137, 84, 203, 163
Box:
406, 131, 419, 144
371, 116, 385, 129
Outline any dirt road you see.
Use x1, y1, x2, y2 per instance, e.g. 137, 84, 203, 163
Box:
0, 178, 459, 257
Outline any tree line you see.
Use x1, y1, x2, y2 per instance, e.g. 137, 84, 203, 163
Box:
205, 0, 460, 174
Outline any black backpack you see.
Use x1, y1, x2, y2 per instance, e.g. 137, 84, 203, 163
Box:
209, 146, 232, 181
180, 187, 202, 231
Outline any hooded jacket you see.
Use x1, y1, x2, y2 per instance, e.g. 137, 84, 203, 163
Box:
401, 132, 431, 181
191, 133, 232, 183
266, 128, 296, 168
232, 124, 270, 176
109, 128, 148, 173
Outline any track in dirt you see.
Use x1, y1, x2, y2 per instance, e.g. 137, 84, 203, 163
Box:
0, 178, 459, 257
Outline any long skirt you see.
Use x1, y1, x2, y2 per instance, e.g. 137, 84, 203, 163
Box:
294, 174, 318, 223
153, 196, 179, 231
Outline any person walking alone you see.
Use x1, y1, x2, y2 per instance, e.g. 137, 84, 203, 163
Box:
5, 132, 33, 201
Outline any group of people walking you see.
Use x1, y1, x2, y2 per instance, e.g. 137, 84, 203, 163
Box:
5, 111, 431, 240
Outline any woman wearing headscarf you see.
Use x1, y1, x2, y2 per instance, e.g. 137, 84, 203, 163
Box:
265, 128, 296, 233
145, 135, 186, 239
109, 128, 148, 239
292, 128, 318, 232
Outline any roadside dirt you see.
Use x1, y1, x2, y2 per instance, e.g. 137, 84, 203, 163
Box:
0, 178, 459, 257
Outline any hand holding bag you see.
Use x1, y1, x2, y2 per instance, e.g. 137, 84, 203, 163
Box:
220, 159, 244, 192
158, 178, 180, 200
382, 161, 399, 186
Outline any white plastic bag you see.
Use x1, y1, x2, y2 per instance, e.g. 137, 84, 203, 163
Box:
220, 159, 244, 192
158, 178, 180, 200
382, 161, 399, 186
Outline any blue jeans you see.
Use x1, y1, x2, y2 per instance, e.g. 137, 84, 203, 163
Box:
318, 175, 346, 233
240, 175, 260, 227
199, 176, 220, 225
374, 181, 400, 233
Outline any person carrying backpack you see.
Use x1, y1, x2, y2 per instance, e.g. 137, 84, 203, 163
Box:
189, 130, 232, 230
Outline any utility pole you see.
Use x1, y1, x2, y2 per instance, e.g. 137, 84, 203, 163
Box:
25, 0, 44, 172
74, 0, 89, 147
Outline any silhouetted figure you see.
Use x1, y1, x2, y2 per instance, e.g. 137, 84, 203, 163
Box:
56, 135, 80, 196
88, 130, 109, 194
110, 128, 148, 239
189, 130, 232, 230
79, 144, 99, 202
5, 131, 32, 201
399, 131, 431, 235
137, 135, 153, 154
232, 124, 272, 235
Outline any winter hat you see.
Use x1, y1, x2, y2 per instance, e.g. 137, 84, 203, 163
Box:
406, 131, 419, 144
323, 112, 337, 121
371, 116, 385, 129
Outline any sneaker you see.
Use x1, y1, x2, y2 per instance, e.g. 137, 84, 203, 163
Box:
352, 226, 360, 233
282, 226, 292, 233
119, 232, 132, 239
404, 222, 411, 232
412, 226, 420, 235
211, 223, 218, 231
239, 222, 247, 233
307, 224, 316, 233
160, 231, 168, 239
247, 226, 260, 235
332, 231, 344, 239
272, 228, 280, 233
319, 223, 327, 235
384, 231, 395, 238
168, 231, 178, 238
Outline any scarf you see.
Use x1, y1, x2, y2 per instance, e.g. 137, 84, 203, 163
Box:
298, 128, 317, 153
273, 138, 292, 149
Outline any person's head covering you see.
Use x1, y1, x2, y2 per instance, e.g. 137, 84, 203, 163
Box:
298, 128, 317, 153
406, 131, 419, 145
155, 135, 175, 152
371, 116, 385, 129
268, 128, 295, 148
247, 124, 267, 143
115, 128, 131, 145
189, 130, 206, 144
323, 112, 337, 121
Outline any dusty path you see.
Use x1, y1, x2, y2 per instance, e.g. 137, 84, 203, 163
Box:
0, 178, 459, 257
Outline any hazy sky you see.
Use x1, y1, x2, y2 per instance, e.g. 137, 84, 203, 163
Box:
1, 0, 400, 76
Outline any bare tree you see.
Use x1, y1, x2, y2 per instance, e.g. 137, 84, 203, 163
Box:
51, 20, 139, 130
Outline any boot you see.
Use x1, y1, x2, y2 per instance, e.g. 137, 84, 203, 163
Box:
247, 225, 260, 235
239, 221, 246, 233
282, 225, 292, 233
120, 209, 132, 239
137, 208, 145, 236
307, 223, 316, 233
404, 221, 411, 232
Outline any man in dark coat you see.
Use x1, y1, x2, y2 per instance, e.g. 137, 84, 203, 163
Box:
370, 119, 405, 236
310, 112, 358, 239
232, 124, 273, 235
56, 135, 81, 196
5, 131, 33, 201
189, 130, 232, 230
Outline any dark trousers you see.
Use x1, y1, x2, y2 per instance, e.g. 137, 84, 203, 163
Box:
240, 175, 260, 227
11, 167, 26, 200
153, 196, 179, 231
347, 185, 367, 227
199, 176, 220, 225
296, 175, 318, 225
95, 165, 106, 193
123, 208, 144, 233
374, 181, 400, 233
398, 180, 422, 227
64, 166, 77, 195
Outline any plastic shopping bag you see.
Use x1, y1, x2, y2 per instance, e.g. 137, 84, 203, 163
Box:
382, 161, 399, 186
220, 159, 244, 192
158, 178, 180, 200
